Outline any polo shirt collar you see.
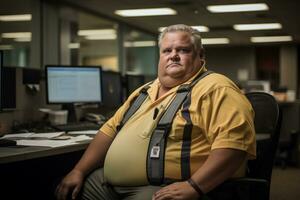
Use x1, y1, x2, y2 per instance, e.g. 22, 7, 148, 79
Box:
147, 66, 206, 102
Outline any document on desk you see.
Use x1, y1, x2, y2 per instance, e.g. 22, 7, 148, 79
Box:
68, 130, 99, 135
17, 139, 76, 147
2, 133, 35, 139
2, 132, 65, 139
16, 135, 93, 147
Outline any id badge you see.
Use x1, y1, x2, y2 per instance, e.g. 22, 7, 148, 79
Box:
150, 146, 160, 158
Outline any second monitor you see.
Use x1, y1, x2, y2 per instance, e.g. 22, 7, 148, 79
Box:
101, 70, 123, 109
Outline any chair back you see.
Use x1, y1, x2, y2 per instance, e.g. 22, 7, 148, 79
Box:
245, 92, 282, 182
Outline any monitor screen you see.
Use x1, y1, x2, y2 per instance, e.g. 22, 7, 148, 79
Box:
125, 74, 145, 97
1, 67, 16, 110
244, 80, 271, 93
23, 68, 41, 84
102, 70, 123, 109
46, 65, 102, 104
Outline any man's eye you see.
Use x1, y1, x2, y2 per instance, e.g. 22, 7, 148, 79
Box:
179, 48, 191, 53
163, 49, 172, 53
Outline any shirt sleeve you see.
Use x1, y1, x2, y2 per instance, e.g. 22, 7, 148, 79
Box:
200, 86, 256, 158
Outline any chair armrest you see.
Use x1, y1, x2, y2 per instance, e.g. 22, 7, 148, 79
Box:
225, 177, 268, 187
205, 178, 269, 200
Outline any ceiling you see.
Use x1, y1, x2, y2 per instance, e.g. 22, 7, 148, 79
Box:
61, 0, 300, 46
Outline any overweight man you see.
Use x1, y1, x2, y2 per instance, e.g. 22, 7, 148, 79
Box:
56, 24, 256, 200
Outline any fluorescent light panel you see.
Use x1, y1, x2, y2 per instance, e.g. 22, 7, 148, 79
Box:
0, 45, 14, 50
85, 35, 117, 40
251, 36, 292, 43
115, 8, 177, 17
78, 29, 115, 36
234, 23, 282, 31
192, 26, 209, 32
124, 41, 156, 47
0, 14, 32, 21
2, 32, 32, 38
68, 43, 80, 49
158, 26, 209, 32
202, 38, 230, 45
207, 3, 268, 13
14, 37, 31, 42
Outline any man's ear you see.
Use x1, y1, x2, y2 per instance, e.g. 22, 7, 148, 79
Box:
200, 59, 206, 67
199, 48, 205, 59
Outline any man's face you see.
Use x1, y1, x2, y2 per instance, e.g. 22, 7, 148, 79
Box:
158, 31, 202, 87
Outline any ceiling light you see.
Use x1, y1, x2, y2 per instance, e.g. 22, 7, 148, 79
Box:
158, 26, 209, 32
78, 29, 116, 36
251, 36, 292, 43
192, 26, 209, 32
124, 41, 156, 47
234, 23, 282, 31
85, 34, 117, 40
202, 38, 230, 45
115, 8, 177, 17
14, 37, 31, 42
2, 32, 32, 38
207, 3, 268, 13
0, 45, 14, 50
68, 43, 80, 49
0, 14, 32, 21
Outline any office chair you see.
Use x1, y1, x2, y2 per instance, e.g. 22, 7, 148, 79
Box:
276, 103, 300, 168
206, 92, 282, 200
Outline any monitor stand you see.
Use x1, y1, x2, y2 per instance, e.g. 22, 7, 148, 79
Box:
62, 103, 77, 123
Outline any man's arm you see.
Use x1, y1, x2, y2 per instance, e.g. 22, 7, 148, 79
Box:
56, 131, 114, 200
191, 148, 246, 193
153, 148, 246, 200
72, 131, 114, 175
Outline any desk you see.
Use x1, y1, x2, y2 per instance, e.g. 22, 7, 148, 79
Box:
0, 142, 90, 200
0, 142, 89, 164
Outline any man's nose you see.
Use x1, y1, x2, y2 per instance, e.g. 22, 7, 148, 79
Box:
170, 51, 180, 62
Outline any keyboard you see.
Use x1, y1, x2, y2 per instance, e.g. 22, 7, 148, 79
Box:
52, 122, 101, 132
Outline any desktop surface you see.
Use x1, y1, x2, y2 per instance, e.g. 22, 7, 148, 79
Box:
0, 140, 89, 164
52, 121, 101, 132
0, 142, 88, 200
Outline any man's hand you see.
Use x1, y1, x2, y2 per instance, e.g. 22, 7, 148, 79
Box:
55, 169, 85, 200
152, 181, 200, 200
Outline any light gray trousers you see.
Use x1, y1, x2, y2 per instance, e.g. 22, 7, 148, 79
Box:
80, 168, 163, 200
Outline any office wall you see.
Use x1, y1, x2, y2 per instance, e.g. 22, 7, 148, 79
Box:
205, 46, 256, 83
280, 45, 298, 91
0, 68, 59, 133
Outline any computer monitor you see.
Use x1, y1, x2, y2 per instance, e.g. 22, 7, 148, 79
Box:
45, 65, 103, 122
244, 80, 271, 93
23, 68, 41, 84
1, 66, 17, 111
102, 70, 123, 109
125, 74, 145, 97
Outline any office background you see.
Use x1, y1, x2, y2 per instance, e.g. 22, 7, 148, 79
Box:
0, 1, 300, 199
0, 0, 299, 127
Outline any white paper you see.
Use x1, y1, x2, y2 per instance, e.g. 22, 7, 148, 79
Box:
68, 130, 98, 135
1, 132, 65, 139
17, 139, 77, 147
2, 133, 35, 139
70, 135, 93, 142
29, 132, 65, 139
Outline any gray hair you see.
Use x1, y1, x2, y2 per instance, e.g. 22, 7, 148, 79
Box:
158, 24, 204, 58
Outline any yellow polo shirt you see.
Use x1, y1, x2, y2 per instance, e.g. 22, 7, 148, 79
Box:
101, 68, 256, 186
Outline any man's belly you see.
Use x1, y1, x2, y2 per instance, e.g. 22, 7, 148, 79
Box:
103, 131, 150, 186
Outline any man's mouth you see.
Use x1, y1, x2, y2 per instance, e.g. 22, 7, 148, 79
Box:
167, 62, 182, 68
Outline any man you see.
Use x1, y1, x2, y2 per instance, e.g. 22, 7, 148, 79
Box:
56, 24, 255, 200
